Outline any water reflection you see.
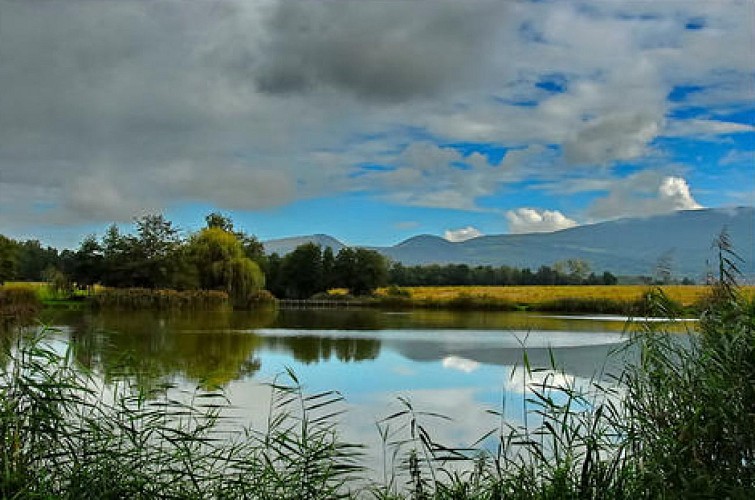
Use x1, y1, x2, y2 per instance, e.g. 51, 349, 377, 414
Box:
66, 310, 274, 390
13, 307, 655, 480
261, 335, 381, 364
43, 308, 647, 393
56, 308, 386, 389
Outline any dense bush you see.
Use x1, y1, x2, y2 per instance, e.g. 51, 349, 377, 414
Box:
0, 285, 41, 322
90, 288, 230, 311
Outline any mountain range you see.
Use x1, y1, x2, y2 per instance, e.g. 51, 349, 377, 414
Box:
263, 207, 755, 279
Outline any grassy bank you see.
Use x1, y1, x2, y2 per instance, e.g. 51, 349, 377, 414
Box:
370, 284, 755, 315
0, 285, 41, 324
90, 288, 231, 311
2, 274, 753, 497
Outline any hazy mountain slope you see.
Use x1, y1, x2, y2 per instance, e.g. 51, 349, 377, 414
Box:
385, 207, 754, 278
263, 208, 754, 279
263, 234, 345, 256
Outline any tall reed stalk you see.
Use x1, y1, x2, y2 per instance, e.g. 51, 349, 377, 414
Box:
0, 329, 362, 498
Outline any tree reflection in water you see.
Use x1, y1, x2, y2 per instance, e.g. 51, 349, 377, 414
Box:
63, 307, 382, 391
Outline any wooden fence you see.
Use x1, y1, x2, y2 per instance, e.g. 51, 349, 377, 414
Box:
277, 299, 367, 309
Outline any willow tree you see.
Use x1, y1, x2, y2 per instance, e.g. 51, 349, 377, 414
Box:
189, 228, 265, 308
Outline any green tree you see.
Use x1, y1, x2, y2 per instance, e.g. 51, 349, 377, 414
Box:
554, 258, 591, 284
0, 235, 18, 285
333, 247, 388, 296
100, 224, 135, 287
205, 212, 235, 232
16, 240, 59, 281
133, 214, 182, 288
322, 247, 335, 289
263, 253, 284, 298
205, 211, 265, 264
279, 243, 324, 299
71, 235, 104, 292
189, 227, 265, 308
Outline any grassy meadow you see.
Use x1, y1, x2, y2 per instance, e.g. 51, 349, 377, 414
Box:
391, 285, 714, 305
374, 284, 755, 314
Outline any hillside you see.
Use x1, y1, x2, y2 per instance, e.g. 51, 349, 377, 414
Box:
263, 234, 346, 256
264, 207, 755, 279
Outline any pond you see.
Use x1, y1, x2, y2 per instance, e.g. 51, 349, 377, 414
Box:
30, 307, 692, 477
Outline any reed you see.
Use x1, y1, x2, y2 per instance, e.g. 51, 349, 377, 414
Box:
0, 285, 41, 324
2, 246, 752, 498
0, 330, 363, 499
90, 288, 230, 311
367, 285, 753, 499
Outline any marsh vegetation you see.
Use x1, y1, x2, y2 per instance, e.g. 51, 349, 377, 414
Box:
2, 246, 753, 498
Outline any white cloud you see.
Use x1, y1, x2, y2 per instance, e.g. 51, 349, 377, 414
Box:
0, 0, 751, 233
659, 176, 704, 210
506, 208, 578, 234
444, 226, 483, 243
587, 173, 704, 220
663, 119, 755, 138
441, 356, 480, 373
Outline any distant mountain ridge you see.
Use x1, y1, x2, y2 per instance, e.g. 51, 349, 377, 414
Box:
263, 207, 754, 279
263, 234, 346, 256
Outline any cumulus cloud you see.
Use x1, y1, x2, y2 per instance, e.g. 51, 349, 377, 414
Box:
587, 173, 704, 220
444, 226, 484, 243
0, 0, 751, 234
506, 208, 578, 234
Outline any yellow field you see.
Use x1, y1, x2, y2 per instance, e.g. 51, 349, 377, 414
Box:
382, 285, 755, 307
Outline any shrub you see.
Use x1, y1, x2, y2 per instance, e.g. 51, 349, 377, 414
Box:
0, 285, 41, 323
90, 288, 230, 311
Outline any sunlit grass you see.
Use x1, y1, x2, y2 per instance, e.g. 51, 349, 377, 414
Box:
384, 285, 755, 307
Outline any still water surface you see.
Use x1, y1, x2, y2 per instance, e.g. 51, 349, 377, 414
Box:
39, 307, 677, 473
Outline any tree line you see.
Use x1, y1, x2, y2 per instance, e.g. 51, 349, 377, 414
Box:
1, 213, 267, 308
2, 212, 640, 305
389, 260, 618, 286
0, 213, 391, 302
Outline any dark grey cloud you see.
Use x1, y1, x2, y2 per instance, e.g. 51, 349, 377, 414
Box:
254, 1, 506, 101
0, 0, 751, 237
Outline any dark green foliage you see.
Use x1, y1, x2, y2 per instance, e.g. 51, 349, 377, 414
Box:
274, 244, 389, 298
0, 236, 17, 285
90, 288, 230, 311
16, 240, 60, 282
97, 217, 185, 289
616, 233, 755, 498
0, 286, 41, 322
334, 247, 389, 296
279, 243, 325, 299
389, 262, 618, 287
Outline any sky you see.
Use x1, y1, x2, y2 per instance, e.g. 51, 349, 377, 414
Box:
0, 0, 753, 249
